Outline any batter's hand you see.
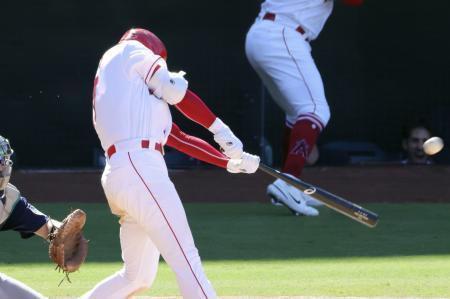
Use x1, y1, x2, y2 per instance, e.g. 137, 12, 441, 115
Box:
227, 152, 260, 174
208, 118, 244, 159
213, 129, 243, 159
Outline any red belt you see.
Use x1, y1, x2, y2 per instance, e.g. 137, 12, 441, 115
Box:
262, 12, 306, 36
107, 140, 164, 159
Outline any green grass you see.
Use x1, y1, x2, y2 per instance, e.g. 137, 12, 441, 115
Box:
1, 202, 450, 297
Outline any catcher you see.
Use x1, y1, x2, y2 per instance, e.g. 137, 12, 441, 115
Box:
0, 135, 88, 299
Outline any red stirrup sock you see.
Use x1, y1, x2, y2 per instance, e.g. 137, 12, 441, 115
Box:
282, 119, 320, 177
281, 125, 292, 166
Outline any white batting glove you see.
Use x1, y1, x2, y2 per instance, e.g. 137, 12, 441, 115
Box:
227, 152, 260, 174
208, 118, 243, 159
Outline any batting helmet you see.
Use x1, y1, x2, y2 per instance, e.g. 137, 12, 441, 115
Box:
0, 135, 13, 191
119, 28, 168, 60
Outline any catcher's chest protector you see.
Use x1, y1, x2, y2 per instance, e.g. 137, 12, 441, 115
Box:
0, 184, 20, 225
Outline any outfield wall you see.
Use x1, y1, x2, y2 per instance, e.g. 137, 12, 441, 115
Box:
10, 166, 450, 204
2, 1, 450, 168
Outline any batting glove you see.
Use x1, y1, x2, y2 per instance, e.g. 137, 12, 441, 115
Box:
208, 118, 243, 159
227, 152, 260, 174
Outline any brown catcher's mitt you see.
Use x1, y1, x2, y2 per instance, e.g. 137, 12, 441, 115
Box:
48, 209, 88, 283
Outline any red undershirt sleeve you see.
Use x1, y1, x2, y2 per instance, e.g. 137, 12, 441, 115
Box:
174, 89, 217, 129
166, 123, 229, 169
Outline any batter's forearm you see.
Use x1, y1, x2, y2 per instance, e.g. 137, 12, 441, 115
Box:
174, 89, 217, 128
167, 123, 229, 168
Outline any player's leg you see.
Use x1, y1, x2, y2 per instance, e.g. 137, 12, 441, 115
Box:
125, 151, 216, 299
80, 218, 160, 299
247, 22, 330, 177
246, 23, 328, 214
275, 27, 330, 209
0, 273, 47, 299
280, 28, 330, 178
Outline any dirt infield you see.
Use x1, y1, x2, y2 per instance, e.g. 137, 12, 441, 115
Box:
11, 165, 450, 204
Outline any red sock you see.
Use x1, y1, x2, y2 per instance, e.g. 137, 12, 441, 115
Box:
281, 125, 292, 166
282, 119, 321, 177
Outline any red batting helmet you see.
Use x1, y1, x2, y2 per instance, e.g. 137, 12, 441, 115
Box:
119, 28, 167, 60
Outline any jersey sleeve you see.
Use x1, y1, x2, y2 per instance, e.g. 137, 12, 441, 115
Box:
122, 40, 164, 84
166, 123, 229, 169
0, 196, 48, 239
121, 40, 187, 105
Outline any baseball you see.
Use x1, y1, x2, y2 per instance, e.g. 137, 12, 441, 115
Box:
423, 137, 444, 155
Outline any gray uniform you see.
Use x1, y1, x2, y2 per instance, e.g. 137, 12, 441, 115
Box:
0, 273, 47, 299
0, 136, 48, 299
0, 184, 20, 226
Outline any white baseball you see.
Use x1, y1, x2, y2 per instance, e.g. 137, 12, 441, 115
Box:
423, 136, 444, 155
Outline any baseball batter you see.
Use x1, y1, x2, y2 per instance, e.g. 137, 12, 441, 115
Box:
84, 28, 259, 299
246, 0, 361, 216
0, 135, 58, 299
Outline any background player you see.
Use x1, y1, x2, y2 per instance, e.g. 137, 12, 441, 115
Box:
84, 28, 259, 299
245, 0, 362, 216
401, 122, 434, 165
0, 135, 60, 299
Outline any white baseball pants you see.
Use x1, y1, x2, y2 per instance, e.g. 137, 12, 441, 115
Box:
246, 19, 330, 128
81, 148, 216, 299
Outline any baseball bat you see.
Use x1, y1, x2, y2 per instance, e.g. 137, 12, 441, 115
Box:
258, 163, 379, 228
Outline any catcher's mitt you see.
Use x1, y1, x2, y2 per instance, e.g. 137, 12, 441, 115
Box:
48, 209, 88, 283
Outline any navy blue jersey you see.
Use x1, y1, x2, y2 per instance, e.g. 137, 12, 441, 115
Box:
0, 195, 48, 239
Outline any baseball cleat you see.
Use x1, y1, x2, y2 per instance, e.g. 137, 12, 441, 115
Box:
270, 197, 284, 207
266, 179, 319, 216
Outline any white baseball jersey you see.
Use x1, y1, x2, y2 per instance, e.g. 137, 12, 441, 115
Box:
86, 39, 216, 299
258, 0, 334, 40
93, 40, 172, 151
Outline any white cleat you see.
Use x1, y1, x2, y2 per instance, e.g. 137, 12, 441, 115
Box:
270, 197, 284, 207
267, 179, 319, 216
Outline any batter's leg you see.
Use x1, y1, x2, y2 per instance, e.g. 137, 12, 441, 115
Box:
80, 219, 160, 299
0, 273, 46, 299
126, 153, 216, 299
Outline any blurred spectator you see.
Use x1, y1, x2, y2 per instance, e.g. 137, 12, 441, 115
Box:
401, 122, 433, 165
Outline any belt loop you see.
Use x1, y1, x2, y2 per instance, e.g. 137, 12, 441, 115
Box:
106, 139, 163, 159
263, 12, 276, 21
155, 143, 165, 156
141, 140, 150, 148
296, 26, 305, 35
263, 12, 308, 40
107, 145, 116, 159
